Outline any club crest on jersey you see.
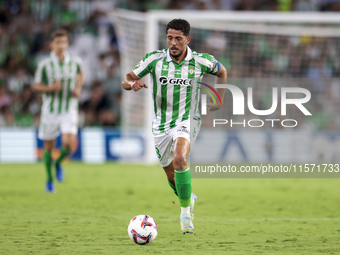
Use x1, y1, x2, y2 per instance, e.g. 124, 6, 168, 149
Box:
159, 76, 192, 86
189, 67, 194, 74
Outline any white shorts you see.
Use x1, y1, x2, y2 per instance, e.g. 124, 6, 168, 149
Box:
38, 112, 78, 140
153, 119, 201, 168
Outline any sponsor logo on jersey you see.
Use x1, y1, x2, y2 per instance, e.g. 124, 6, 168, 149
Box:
52, 74, 72, 81
159, 76, 192, 86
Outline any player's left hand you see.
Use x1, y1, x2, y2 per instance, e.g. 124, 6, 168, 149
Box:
71, 87, 81, 97
207, 99, 222, 111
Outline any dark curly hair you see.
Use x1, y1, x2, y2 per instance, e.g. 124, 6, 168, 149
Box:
166, 19, 190, 36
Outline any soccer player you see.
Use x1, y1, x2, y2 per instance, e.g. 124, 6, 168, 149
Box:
122, 19, 227, 233
34, 29, 84, 193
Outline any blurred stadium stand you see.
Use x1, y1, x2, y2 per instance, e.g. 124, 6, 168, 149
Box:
0, 0, 339, 131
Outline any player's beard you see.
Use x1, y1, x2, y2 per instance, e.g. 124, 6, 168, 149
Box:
170, 48, 183, 58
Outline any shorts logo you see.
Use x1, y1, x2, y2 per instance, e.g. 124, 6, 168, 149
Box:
177, 125, 189, 134
155, 147, 161, 159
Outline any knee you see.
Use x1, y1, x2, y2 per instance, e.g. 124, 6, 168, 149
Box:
63, 143, 72, 151
44, 147, 53, 153
44, 143, 53, 153
172, 153, 187, 170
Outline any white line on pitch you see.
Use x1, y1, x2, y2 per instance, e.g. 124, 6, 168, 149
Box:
160, 218, 340, 222
1, 218, 340, 223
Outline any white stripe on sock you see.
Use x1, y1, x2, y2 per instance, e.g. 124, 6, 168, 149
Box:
174, 168, 190, 173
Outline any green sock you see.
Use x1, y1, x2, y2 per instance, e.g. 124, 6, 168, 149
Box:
56, 146, 71, 166
168, 180, 178, 196
174, 168, 192, 207
43, 150, 53, 182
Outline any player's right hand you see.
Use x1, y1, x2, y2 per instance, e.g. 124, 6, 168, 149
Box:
51, 81, 62, 91
131, 80, 148, 92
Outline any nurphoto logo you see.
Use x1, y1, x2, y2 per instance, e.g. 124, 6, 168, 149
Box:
200, 83, 312, 128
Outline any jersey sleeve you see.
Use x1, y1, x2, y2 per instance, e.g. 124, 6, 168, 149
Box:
75, 56, 84, 74
132, 52, 159, 78
34, 61, 48, 85
200, 53, 222, 75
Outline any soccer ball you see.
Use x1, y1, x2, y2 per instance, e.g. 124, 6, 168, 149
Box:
127, 215, 158, 245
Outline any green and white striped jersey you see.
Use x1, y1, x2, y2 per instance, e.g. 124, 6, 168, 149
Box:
133, 46, 220, 133
34, 52, 83, 115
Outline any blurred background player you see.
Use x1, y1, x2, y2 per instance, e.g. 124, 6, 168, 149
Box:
34, 29, 84, 193
122, 19, 227, 234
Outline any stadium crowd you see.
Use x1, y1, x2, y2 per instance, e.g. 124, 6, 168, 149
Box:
0, 0, 339, 131
0, 0, 121, 128
121, 0, 340, 12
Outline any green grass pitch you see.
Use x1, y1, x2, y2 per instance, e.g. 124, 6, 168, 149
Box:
1, 163, 340, 254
